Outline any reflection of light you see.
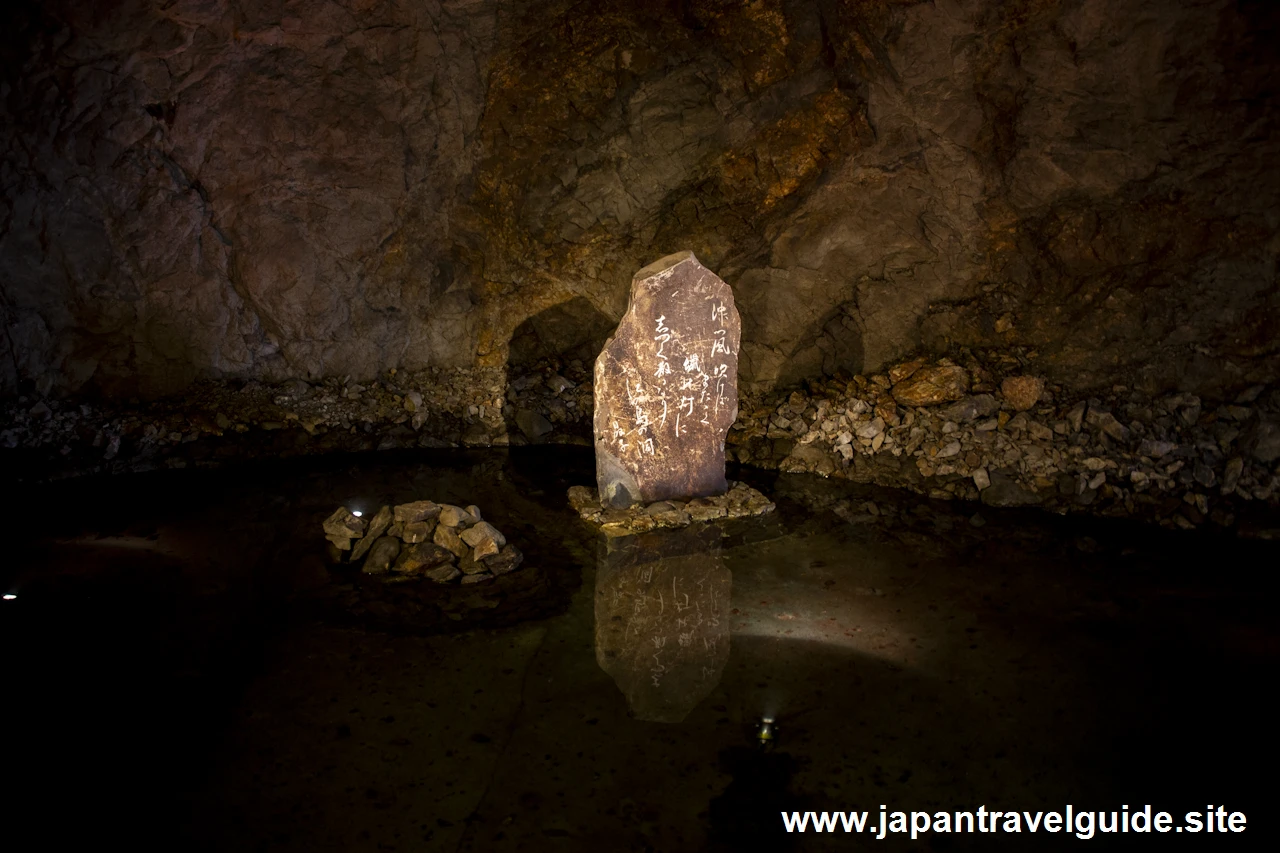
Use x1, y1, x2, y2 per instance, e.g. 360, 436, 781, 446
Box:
732, 605, 916, 667
757, 718, 776, 746
352, 510, 363, 517
3, 594, 15, 600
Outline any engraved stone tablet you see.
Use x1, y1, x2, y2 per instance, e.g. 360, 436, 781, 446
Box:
594, 251, 741, 508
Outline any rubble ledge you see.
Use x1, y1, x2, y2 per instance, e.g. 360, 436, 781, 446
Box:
3, 348, 1277, 537
567, 481, 776, 536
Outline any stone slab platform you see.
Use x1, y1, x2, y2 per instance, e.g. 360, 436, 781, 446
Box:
568, 480, 775, 536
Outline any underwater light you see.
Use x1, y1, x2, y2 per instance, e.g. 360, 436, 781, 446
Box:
352, 510, 363, 517
757, 717, 776, 746
3, 594, 15, 600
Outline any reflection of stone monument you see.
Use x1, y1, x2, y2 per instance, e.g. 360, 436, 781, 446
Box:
594, 526, 731, 723
594, 251, 741, 508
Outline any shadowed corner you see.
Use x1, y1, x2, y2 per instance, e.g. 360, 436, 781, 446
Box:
501, 296, 615, 447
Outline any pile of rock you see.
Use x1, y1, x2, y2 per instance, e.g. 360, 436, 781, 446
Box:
323, 501, 523, 584
568, 481, 776, 535
5, 345, 1278, 536
504, 360, 594, 442
1, 360, 598, 480
728, 352, 1280, 532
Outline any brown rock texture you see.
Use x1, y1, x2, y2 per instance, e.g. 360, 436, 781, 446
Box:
891, 364, 970, 407
1002, 376, 1045, 412
594, 252, 740, 507
2, 0, 1279, 401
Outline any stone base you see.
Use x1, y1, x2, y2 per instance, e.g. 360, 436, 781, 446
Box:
567, 480, 775, 536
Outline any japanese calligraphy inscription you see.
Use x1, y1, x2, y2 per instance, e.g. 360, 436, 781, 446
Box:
594, 251, 741, 508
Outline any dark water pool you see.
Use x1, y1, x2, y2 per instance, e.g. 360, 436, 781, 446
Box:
1, 448, 1276, 851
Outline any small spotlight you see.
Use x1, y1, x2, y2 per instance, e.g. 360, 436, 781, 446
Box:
757, 717, 776, 747
3, 594, 15, 601
352, 510, 363, 517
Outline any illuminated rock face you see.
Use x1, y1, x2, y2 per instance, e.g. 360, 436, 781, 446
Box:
4, 1, 1279, 401
594, 527, 731, 724
594, 252, 740, 508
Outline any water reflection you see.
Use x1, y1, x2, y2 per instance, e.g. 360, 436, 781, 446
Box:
594, 526, 731, 723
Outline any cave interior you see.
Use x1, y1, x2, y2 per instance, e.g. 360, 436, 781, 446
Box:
1, 0, 1278, 850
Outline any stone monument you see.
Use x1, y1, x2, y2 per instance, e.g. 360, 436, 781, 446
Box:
594, 251, 741, 508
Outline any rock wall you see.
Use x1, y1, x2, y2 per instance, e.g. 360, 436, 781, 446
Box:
3, 0, 1278, 400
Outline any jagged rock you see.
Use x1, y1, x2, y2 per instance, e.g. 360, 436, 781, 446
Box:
1001, 376, 1044, 411
784, 443, 837, 477
351, 505, 394, 561
516, 409, 554, 439
891, 365, 970, 407
438, 504, 478, 528
1097, 413, 1130, 442
593, 251, 740, 508
649, 507, 692, 527
362, 537, 401, 574
889, 358, 927, 385
325, 533, 353, 551
573, 479, 773, 533
686, 502, 727, 521
323, 507, 366, 539
402, 520, 436, 544
1138, 439, 1176, 458
483, 544, 524, 575
460, 521, 507, 560
980, 471, 1042, 507
1066, 401, 1087, 433
425, 563, 462, 584
461, 573, 494, 584
1028, 420, 1055, 441
856, 417, 885, 439
433, 523, 470, 559
393, 501, 440, 524
940, 394, 999, 423
393, 542, 454, 574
